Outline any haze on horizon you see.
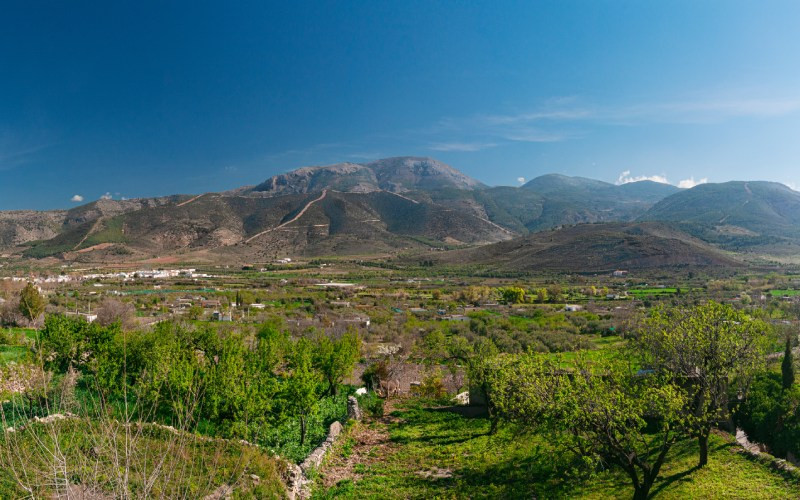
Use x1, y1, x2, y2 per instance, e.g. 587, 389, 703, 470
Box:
2, 1, 800, 210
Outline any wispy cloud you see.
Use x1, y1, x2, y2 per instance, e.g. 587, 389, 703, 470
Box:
100, 192, 112, 200
427, 92, 800, 151
70, 194, 84, 202
0, 133, 56, 171
429, 141, 497, 152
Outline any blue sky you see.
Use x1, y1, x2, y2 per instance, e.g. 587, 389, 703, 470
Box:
3, 1, 800, 209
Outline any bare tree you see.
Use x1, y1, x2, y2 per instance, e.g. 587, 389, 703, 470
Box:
96, 298, 136, 330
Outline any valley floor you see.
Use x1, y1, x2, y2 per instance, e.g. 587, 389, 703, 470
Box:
312, 398, 800, 499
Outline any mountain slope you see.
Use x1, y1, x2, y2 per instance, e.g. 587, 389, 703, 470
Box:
21, 190, 513, 260
247, 156, 484, 197
514, 175, 681, 231
639, 181, 800, 252
431, 222, 742, 272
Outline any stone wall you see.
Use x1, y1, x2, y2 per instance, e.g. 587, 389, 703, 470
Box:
285, 396, 361, 499
346, 362, 465, 393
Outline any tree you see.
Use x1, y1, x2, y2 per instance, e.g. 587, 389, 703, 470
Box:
782, 335, 795, 390
285, 338, 320, 445
737, 372, 800, 459
18, 283, 45, 323
635, 301, 769, 467
95, 298, 135, 330
500, 287, 525, 304
315, 330, 361, 396
488, 354, 687, 500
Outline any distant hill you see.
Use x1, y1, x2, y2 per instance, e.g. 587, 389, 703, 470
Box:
431, 222, 742, 272
5, 155, 800, 265
245, 156, 484, 196
639, 181, 800, 253
20, 190, 513, 261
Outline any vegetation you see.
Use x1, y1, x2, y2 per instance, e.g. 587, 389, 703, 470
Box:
313, 400, 800, 499
634, 302, 769, 467
18, 283, 45, 323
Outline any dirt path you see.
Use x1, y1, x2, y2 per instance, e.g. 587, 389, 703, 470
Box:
176, 193, 206, 207
244, 189, 328, 243
318, 398, 403, 489
73, 217, 103, 250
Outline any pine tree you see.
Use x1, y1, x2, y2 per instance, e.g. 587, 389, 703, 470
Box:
782, 335, 795, 390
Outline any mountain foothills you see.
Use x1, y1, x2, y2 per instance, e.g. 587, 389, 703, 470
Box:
2, 156, 799, 269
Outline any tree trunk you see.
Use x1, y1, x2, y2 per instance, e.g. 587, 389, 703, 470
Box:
487, 403, 498, 435
633, 481, 653, 500
698, 431, 709, 467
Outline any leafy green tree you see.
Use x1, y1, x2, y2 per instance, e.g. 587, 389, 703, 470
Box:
448, 336, 500, 432
205, 333, 280, 438
18, 283, 45, 323
38, 314, 116, 373
635, 301, 769, 467
285, 338, 320, 445
500, 287, 525, 304
488, 354, 687, 500
782, 335, 795, 390
187, 304, 203, 320
737, 372, 800, 459
314, 330, 361, 396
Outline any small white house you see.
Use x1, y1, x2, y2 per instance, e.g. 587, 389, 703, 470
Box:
565, 304, 583, 312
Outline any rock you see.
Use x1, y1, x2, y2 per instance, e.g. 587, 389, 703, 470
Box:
453, 392, 469, 405
347, 396, 362, 421
355, 387, 367, 396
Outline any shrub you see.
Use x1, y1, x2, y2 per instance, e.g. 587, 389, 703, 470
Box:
412, 369, 447, 399
357, 391, 384, 418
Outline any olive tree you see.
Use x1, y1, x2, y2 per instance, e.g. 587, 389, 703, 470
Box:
634, 301, 769, 467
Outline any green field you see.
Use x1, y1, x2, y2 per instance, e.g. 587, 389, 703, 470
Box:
770, 289, 800, 297
313, 400, 800, 499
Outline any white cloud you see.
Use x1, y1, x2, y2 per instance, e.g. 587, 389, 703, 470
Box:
616, 170, 670, 185
517, 177, 526, 184
677, 177, 708, 189
100, 192, 112, 200
616, 170, 709, 189
70, 194, 84, 202
428, 141, 497, 152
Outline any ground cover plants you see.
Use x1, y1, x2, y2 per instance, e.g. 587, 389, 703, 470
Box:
1, 264, 800, 497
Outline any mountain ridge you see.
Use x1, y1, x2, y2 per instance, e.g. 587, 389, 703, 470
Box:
2, 156, 799, 265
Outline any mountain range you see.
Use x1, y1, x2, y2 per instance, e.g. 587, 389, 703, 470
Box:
2, 156, 799, 270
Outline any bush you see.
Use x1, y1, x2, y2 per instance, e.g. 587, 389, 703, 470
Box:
361, 359, 390, 391
412, 369, 447, 399
357, 391, 384, 418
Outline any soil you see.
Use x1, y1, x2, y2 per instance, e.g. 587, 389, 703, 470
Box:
319, 398, 404, 488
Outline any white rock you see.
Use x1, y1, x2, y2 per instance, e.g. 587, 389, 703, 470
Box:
453, 392, 469, 405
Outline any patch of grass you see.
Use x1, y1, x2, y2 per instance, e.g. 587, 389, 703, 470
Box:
0, 345, 29, 365
82, 215, 129, 247
312, 399, 800, 499
0, 418, 286, 498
